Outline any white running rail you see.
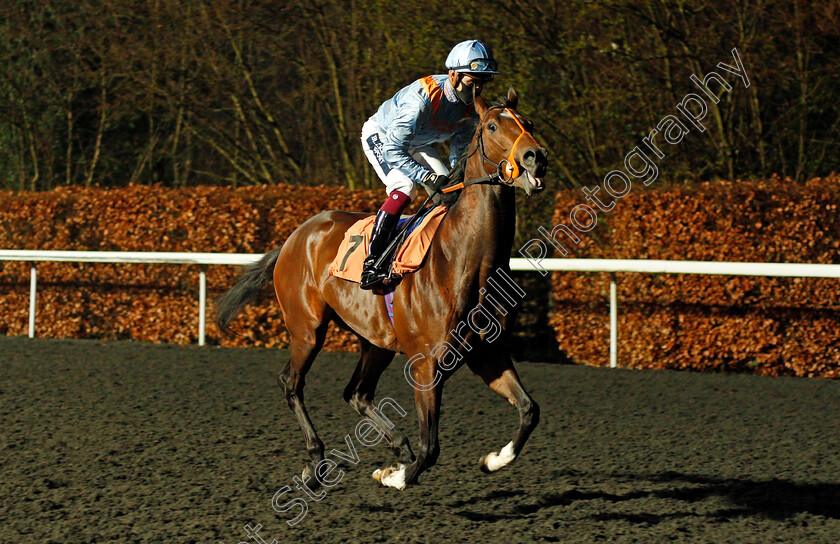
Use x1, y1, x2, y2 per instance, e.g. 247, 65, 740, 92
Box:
2, 251, 839, 365
0, 251, 258, 347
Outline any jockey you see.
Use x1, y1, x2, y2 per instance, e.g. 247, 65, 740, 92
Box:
359, 39, 499, 290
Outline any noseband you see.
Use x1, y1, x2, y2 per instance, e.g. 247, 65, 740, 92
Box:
479, 106, 532, 183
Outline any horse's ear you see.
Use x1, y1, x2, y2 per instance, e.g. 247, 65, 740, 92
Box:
474, 95, 489, 117
507, 86, 518, 109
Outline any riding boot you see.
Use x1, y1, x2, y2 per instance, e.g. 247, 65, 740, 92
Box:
360, 209, 400, 290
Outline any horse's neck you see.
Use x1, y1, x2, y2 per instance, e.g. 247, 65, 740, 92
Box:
439, 161, 516, 268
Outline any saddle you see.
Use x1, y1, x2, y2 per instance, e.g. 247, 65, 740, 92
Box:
328, 205, 448, 289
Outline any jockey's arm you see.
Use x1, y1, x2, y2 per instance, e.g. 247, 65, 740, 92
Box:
381, 93, 434, 185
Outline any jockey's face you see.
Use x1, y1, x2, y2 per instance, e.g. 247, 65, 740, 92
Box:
449, 70, 493, 104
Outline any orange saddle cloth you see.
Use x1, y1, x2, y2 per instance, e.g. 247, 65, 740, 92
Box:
329, 206, 448, 283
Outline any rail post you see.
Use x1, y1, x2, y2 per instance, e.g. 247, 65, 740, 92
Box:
199, 267, 207, 346
29, 265, 37, 338
610, 272, 617, 368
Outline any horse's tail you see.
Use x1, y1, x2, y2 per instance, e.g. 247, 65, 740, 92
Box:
216, 246, 282, 335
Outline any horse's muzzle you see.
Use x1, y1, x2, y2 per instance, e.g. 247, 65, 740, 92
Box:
520, 146, 548, 194
522, 147, 548, 179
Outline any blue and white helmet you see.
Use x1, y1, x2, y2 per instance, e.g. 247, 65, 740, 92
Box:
445, 40, 500, 75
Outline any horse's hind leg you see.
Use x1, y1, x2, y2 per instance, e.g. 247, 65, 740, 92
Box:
278, 309, 333, 483
467, 350, 540, 473
343, 339, 415, 465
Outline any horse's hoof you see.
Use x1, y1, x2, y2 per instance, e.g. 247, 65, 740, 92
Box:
371, 467, 388, 482
479, 441, 516, 473
372, 463, 407, 490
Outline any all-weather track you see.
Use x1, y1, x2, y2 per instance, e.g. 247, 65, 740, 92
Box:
1, 337, 839, 543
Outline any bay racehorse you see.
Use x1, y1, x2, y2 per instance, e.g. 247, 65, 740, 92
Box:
217, 87, 548, 490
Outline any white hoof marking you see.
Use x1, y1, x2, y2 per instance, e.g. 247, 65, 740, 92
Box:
481, 441, 516, 472
372, 463, 407, 490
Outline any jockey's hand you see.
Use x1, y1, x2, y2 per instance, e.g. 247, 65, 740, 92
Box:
423, 172, 449, 194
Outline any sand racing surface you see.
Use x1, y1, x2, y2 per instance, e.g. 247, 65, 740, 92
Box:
1, 337, 839, 543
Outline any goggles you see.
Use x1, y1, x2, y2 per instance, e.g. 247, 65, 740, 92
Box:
462, 73, 494, 85
451, 58, 498, 74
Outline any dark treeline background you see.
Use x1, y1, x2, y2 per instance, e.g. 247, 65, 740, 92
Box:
1, 0, 838, 195
2, 0, 837, 361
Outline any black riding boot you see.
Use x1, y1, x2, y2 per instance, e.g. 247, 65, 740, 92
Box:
360, 210, 400, 290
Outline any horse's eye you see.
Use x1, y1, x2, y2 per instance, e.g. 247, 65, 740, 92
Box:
488, 123, 497, 132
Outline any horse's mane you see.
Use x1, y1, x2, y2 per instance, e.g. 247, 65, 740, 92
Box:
445, 96, 512, 191
447, 148, 470, 187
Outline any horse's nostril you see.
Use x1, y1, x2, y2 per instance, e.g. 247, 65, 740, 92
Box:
523, 150, 536, 165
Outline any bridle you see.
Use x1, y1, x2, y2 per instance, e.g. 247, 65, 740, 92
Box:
375, 105, 535, 273
441, 104, 533, 194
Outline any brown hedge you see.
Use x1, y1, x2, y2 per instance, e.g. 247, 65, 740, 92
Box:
548, 174, 840, 378
0, 184, 389, 351
4, 178, 840, 379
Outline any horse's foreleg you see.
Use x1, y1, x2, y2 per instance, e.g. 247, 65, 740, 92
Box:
373, 361, 443, 490
467, 351, 540, 473
343, 339, 415, 465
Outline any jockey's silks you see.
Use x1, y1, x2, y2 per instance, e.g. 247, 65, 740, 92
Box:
372, 75, 477, 184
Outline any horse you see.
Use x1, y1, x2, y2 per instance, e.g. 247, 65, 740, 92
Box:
216, 86, 548, 490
